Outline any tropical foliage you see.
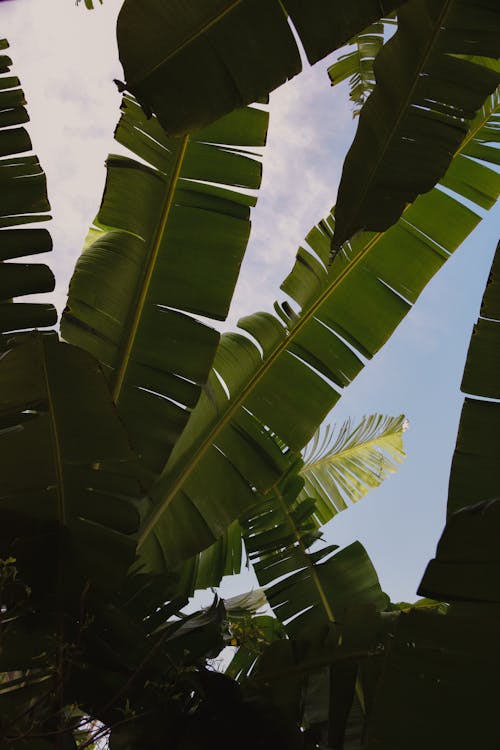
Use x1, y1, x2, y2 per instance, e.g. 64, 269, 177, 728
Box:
328, 19, 395, 116
1, 0, 500, 747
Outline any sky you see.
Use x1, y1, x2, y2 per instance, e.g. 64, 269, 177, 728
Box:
3, 0, 499, 605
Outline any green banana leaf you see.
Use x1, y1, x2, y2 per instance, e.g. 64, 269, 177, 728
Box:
138, 90, 500, 572
0, 331, 144, 592
301, 413, 407, 524
332, 0, 500, 249
243, 476, 388, 636
364, 529, 500, 750
179, 413, 407, 596
447, 240, 500, 516
420, 496, 500, 603
225, 413, 406, 696
0, 39, 56, 333
116, 0, 407, 136
231, 509, 392, 748
62, 94, 268, 483
357, 240, 500, 750
328, 20, 393, 116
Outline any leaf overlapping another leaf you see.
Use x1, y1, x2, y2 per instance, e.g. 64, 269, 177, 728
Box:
116, 0, 407, 136
332, 0, 500, 249
142, 89, 500, 572
328, 21, 392, 116
62, 95, 268, 484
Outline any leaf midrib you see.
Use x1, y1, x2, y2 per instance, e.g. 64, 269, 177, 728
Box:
128, 0, 245, 88
39, 335, 65, 525
137, 79, 498, 552
274, 486, 335, 623
112, 135, 190, 403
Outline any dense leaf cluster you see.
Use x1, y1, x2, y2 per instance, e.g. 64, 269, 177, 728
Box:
1, 1, 499, 747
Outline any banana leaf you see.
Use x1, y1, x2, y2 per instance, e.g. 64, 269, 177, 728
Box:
332, 0, 500, 249
0, 39, 55, 333
116, 0, 407, 136
62, 94, 268, 484
0, 331, 144, 592
139, 91, 500, 572
447, 239, 500, 516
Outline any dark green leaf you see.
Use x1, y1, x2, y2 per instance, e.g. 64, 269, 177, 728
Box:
117, 0, 407, 135
332, 0, 500, 249
0, 40, 55, 332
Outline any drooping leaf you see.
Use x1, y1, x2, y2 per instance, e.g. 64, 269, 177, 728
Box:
332, 0, 500, 249
62, 94, 268, 485
116, 0, 407, 136
0, 39, 56, 333
300, 413, 407, 524
138, 92, 500, 572
447, 240, 500, 516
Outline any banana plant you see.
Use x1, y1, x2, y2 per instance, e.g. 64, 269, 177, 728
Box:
126, 82, 500, 573
237, 240, 500, 750
66, 0, 500, 583
168, 78, 499, 585
222, 415, 411, 749
2, 0, 500, 745
332, 0, 500, 248
61, 93, 268, 485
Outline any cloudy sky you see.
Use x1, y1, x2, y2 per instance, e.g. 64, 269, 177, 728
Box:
3, 0, 499, 603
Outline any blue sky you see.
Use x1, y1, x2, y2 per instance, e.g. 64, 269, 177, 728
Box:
4, 0, 499, 604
